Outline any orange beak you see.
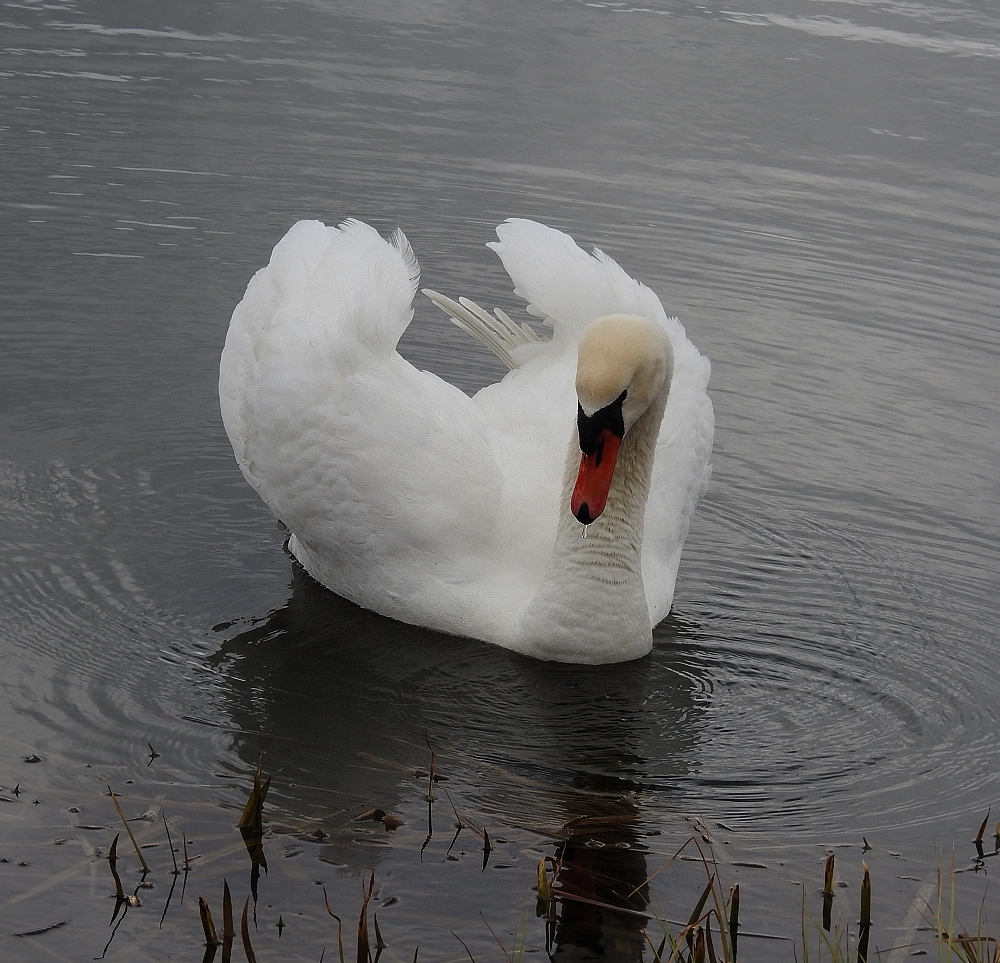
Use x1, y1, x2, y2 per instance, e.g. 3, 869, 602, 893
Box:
571, 428, 623, 524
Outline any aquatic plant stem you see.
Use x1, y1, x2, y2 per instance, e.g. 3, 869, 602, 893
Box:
108, 784, 150, 874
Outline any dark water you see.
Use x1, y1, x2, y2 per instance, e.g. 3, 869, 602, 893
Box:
1, 1, 998, 960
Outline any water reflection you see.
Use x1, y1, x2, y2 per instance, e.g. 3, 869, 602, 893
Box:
546, 795, 649, 963
211, 561, 708, 960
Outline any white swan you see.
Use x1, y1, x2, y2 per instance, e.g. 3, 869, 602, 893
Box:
220, 217, 713, 663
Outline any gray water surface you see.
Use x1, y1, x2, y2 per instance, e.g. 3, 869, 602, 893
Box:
1, 1, 998, 960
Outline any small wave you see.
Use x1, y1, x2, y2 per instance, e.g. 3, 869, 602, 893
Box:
30, 69, 132, 81
46, 21, 258, 44
721, 12, 1000, 57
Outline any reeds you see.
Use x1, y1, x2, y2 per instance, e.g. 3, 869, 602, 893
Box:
91, 750, 999, 963
928, 858, 1000, 963
197, 880, 260, 963
96, 767, 272, 961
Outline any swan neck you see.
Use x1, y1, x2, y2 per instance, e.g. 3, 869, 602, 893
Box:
518, 378, 670, 663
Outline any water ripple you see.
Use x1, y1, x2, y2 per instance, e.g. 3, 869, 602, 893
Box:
672, 489, 1000, 836
0, 461, 234, 784
721, 11, 1000, 57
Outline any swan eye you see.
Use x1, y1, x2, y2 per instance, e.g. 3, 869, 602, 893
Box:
577, 389, 627, 454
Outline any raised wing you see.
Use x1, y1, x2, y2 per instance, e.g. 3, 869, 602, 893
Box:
219, 219, 506, 629
489, 218, 673, 341
220, 218, 420, 491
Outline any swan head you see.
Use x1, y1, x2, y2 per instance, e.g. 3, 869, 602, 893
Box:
572, 314, 673, 525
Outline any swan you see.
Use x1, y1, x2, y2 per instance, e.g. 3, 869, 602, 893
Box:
220, 217, 713, 663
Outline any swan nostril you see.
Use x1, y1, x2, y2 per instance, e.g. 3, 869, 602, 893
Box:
576, 504, 594, 525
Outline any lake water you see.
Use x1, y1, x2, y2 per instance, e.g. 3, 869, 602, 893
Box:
1, 1, 998, 960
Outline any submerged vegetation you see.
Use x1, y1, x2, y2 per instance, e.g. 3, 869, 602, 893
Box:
1, 740, 997, 962
178, 799, 1000, 963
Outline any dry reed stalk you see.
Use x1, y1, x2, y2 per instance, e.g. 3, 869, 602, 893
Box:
857, 862, 871, 963
108, 785, 150, 874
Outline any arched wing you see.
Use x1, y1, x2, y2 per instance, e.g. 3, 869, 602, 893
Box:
219, 219, 505, 625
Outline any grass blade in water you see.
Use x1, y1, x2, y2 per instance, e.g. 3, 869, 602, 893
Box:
823, 853, 835, 932
237, 761, 271, 834
13, 920, 68, 937
222, 880, 234, 963
687, 878, 714, 930
199, 896, 220, 947
857, 862, 871, 963
729, 884, 740, 962
238, 761, 270, 903
241, 897, 258, 963
162, 812, 179, 875
358, 872, 375, 963
107, 833, 124, 901
108, 785, 150, 874
974, 808, 991, 859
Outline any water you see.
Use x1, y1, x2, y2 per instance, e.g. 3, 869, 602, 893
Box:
1, 0, 998, 959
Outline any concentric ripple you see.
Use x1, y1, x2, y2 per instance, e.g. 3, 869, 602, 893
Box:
663, 486, 1000, 837
0, 460, 236, 785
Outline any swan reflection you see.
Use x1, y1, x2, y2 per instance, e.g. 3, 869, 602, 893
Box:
212, 562, 709, 961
